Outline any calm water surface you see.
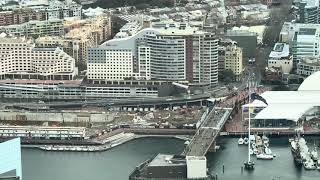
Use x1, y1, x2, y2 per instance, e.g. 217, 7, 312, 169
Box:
21, 137, 320, 180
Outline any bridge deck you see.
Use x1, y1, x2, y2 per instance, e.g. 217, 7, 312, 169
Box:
184, 107, 232, 156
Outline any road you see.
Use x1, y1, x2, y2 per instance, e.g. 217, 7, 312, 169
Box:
185, 108, 232, 156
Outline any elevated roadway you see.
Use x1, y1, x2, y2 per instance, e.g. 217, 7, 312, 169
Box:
11, 93, 211, 110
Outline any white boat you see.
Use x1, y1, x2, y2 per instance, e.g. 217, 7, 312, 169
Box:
184, 141, 190, 145
265, 147, 272, 155
303, 160, 316, 170
249, 148, 254, 155
257, 153, 273, 160
238, 138, 244, 145
249, 135, 255, 144
310, 149, 318, 161
244, 137, 249, 145
262, 135, 269, 147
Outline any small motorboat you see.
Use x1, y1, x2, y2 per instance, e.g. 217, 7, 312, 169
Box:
256, 153, 274, 160
249, 148, 254, 155
253, 148, 259, 155
310, 147, 318, 161
244, 137, 249, 145
184, 141, 190, 145
238, 138, 244, 145
304, 160, 316, 170
262, 135, 269, 145
244, 161, 255, 170
265, 147, 273, 155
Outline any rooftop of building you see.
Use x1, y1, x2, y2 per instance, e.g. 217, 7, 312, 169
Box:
0, 37, 28, 43
298, 28, 317, 35
148, 154, 186, 167
298, 0, 319, 8
186, 156, 206, 161
244, 71, 320, 122
269, 43, 290, 58
299, 56, 320, 66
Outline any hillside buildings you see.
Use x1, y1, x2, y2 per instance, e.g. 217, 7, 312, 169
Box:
0, 8, 47, 26
88, 22, 219, 86
35, 16, 112, 64
0, 37, 77, 80
0, 0, 82, 23
0, 19, 64, 38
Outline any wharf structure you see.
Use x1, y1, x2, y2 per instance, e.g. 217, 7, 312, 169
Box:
243, 71, 320, 130
0, 126, 86, 140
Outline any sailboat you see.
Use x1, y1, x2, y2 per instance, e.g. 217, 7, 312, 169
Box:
244, 75, 255, 170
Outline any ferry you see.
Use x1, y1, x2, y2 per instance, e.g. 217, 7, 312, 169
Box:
257, 153, 274, 160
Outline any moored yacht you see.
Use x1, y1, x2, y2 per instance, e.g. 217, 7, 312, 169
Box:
303, 159, 316, 170
238, 138, 244, 145
244, 137, 249, 145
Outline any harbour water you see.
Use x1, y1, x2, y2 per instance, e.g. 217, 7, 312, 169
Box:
21, 137, 319, 180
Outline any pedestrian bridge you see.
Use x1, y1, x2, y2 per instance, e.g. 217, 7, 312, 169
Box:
183, 107, 233, 156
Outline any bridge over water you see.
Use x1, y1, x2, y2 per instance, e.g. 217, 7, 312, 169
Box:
183, 107, 233, 156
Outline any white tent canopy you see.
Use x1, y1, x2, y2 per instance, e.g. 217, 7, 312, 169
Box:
243, 71, 320, 122
298, 71, 320, 91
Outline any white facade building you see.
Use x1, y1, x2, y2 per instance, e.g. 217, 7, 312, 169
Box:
0, 37, 77, 80
186, 156, 207, 179
297, 56, 320, 76
293, 27, 320, 67
268, 43, 293, 74
88, 23, 219, 86
88, 49, 133, 80
295, 0, 319, 24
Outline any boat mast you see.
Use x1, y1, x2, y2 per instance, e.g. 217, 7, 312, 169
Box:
248, 75, 252, 163
247, 72, 255, 163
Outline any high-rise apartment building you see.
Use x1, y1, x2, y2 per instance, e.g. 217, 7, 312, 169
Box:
0, 8, 47, 26
0, 37, 77, 80
0, 19, 64, 38
224, 42, 243, 81
87, 23, 219, 86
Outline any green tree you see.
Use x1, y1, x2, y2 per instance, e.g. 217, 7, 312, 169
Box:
219, 70, 236, 82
